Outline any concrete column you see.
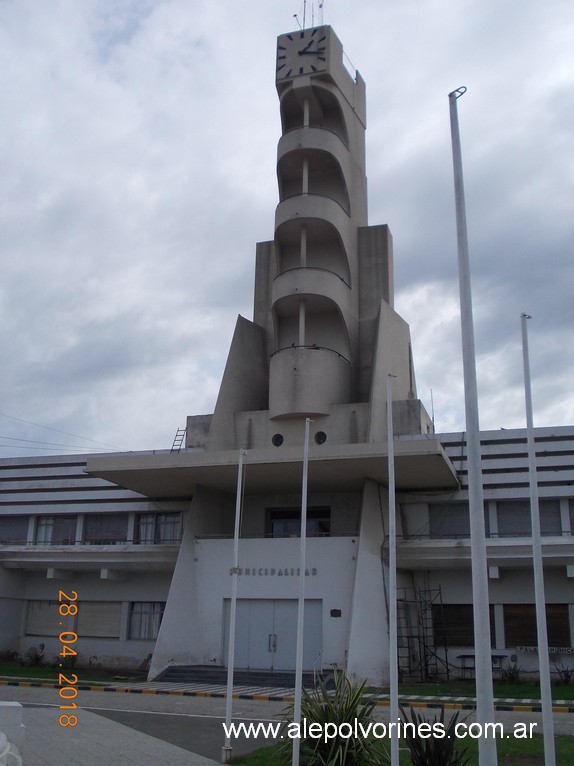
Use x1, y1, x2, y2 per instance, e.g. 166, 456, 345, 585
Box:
300, 224, 307, 267
560, 498, 571, 535
302, 158, 309, 194
298, 300, 306, 346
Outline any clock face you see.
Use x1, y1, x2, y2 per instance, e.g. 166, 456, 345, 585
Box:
276, 27, 329, 80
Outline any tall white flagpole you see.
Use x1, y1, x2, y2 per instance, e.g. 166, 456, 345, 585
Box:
292, 418, 311, 766
387, 375, 399, 766
448, 86, 497, 766
222, 449, 245, 763
521, 313, 556, 766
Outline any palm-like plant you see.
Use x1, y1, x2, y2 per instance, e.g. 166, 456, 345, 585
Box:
279, 671, 388, 765
399, 704, 470, 766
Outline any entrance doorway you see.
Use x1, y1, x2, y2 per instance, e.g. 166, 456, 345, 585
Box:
223, 598, 322, 671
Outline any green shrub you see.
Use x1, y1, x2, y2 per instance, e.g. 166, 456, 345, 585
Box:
500, 661, 522, 684
23, 646, 46, 667
554, 661, 573, 686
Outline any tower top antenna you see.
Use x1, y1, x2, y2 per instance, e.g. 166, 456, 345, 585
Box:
295, 0, 324, 30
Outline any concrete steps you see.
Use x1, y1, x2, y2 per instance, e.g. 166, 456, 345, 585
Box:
153, 664, 316, 688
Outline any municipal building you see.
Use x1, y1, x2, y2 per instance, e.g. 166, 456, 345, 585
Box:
0, 25, 572, 686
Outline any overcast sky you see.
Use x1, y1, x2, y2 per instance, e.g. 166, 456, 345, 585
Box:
0, 0, 572, 457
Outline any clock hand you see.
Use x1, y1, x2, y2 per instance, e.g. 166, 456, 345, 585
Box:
298, 39, 314, 54
299, 49, 326, 56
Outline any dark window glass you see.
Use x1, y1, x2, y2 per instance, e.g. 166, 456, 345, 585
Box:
129, 602, 165, 640
429, 504, 469, 539
433, 604, 495, 647
497, 501, 531, 537
504, 604, 570, 648
428, 503, 490, 539
266, 507, 330, 538
540, 500, 562, 536
84, 514, 128, 544
136, 513, 182, 544
497, 500, 563, 537
0, 516, 29, 544
36, 515, 77, 545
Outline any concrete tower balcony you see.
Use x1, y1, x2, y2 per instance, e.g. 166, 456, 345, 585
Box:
269, 345, 351, 419
275, 195, 355, 255
274, 217, 352, 284
278, 127, 352, 179
272, 267, 352, 319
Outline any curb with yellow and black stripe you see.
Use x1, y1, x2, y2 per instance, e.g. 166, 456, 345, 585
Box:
1, 678, 573, 714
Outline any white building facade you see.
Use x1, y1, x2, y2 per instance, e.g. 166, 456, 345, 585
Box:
0, 25, 572, 684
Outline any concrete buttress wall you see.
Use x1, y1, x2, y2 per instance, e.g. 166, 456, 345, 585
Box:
148, 486, 235, 679
346, 479, 390, 685
207, 316, 269, 450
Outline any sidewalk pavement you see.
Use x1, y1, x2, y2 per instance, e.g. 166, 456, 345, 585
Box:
6, 704, 219, 766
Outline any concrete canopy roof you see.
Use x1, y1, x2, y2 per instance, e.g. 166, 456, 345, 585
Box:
86, 438, 459, 498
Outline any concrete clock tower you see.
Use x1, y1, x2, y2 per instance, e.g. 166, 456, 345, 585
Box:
204, 24, 426, 451
89, 25, 457, 686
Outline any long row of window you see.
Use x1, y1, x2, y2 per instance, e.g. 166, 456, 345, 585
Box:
426, 499, 574, 539
433, 604, 572, 648
26, 600, 165, 640
1, 508, 333, 543
0, 512, 182, 546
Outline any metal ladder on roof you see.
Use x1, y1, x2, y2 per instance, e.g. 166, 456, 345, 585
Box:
170, 427, 187, 453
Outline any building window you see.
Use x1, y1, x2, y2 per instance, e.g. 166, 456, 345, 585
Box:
539, 499, 562, 536
504, 604, 571, 648
77, 602, 122, 638
0, 516, 29, 544
429, 503, 469, 538
136, 513, 182, 544
36, 516, 77, 545
433, 604, 495, 647
428, 503, 490, 539
129, 602, 165, 640
84, 514, 129, 545
25, 601, 61, 636
266, 507, 331, 537
497, 500, 563, 537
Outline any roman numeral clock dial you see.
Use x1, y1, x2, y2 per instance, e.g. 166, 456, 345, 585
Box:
276, 27, 330, 81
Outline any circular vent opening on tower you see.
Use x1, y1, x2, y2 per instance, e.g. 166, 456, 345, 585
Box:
272, 433, 284, 447
315, 431, 327, 445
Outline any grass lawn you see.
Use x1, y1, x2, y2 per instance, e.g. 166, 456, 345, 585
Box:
392, 680, 574, 701
229, 734, 574, 765
0, 662, 142, 684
